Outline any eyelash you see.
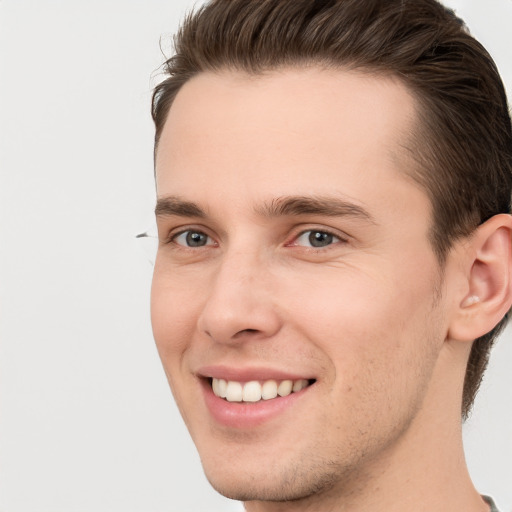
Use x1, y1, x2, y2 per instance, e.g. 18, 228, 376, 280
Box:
167, 227, 347, 250
168, 229, 216, 248
290, 229, 346, 249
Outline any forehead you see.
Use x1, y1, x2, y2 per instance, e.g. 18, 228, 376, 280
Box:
155, 67, 423, 216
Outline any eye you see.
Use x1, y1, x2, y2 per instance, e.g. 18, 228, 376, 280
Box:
172, 230, 214, 248
294, 230, 341, 248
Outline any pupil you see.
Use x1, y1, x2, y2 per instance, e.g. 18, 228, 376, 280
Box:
309, 231, 333, 247
186, 232, 206, 247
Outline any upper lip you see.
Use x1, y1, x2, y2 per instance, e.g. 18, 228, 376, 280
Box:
197, 365, 315, 382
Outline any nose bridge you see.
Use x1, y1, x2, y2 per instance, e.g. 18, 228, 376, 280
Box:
197, 244, 280, 343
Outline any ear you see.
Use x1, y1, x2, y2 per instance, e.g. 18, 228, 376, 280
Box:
448, 214, 512, 342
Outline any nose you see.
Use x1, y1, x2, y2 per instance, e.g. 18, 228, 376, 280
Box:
197, 249, 282, 344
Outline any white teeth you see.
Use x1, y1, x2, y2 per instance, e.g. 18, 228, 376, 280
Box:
225, 381, 243, 402
277, 380, 293, 397
212, 377, 228, 398
212, 377, 219, 396
242, 381, 261, 402
293, 379, 309, 392
217, 378, 227, 398
261, 380, 278, 400
211, 377, 311, 402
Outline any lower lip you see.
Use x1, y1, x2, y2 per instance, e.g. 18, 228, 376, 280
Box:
201, 380, 310, 429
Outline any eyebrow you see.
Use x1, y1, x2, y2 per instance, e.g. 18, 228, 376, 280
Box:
155, 194, 375, 223
255, 196, 376, 223
155, 196, 206, 218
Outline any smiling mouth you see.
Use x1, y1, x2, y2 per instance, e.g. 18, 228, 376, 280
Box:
210, 378, 315, 403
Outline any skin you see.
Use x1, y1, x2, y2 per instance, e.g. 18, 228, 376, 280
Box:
151, 68, 497, 512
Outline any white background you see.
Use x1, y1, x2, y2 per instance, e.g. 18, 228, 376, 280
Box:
0, 1, 511, 511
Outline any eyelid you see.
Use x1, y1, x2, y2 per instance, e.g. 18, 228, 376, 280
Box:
160, 223, 349, 250
174, 231, 215, 247
286, 226, 349, 248
165, 225, 218, 247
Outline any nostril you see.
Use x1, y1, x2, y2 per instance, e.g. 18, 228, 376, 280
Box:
232, 328, 260, 338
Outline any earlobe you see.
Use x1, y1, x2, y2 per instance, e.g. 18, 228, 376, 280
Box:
448, 214, 512, 342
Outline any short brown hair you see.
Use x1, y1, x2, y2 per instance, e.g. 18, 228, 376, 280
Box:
151, 0, 512, 418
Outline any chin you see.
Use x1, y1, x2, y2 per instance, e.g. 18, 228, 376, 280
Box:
199, 450, 346, 503
203, 472, 316, 503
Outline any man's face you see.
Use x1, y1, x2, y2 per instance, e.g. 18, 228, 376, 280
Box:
151, 68, 452, 503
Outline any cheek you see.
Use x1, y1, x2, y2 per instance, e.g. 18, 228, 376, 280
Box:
150, 271, 204, 426
285, 260, 444, 392
296, 281, 444, 445
150, 268, 201, 363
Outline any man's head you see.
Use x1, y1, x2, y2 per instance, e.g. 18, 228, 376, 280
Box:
149, 0, 512, 507
152, 0, 512, 418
